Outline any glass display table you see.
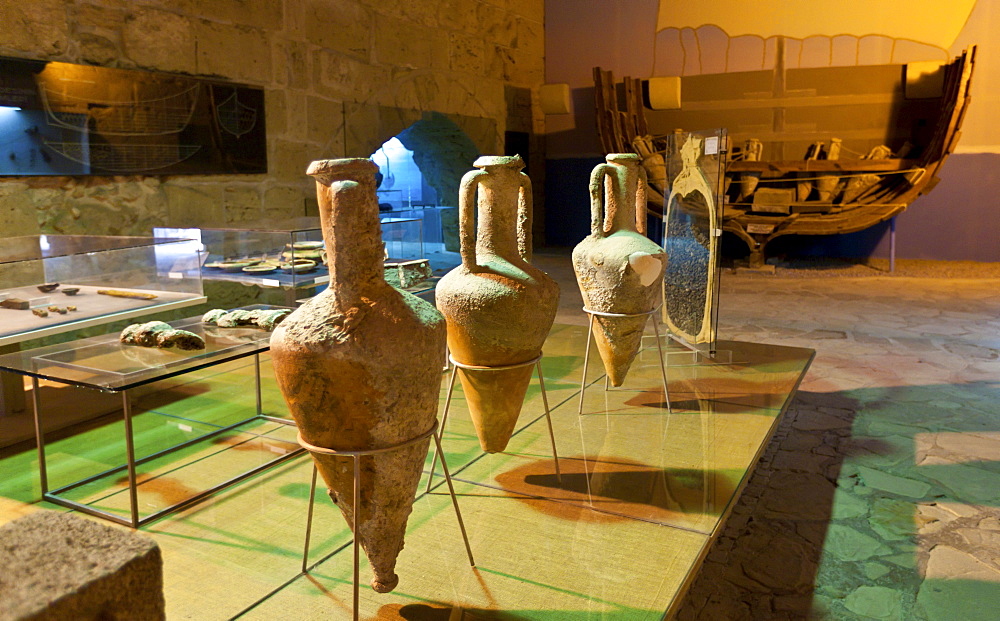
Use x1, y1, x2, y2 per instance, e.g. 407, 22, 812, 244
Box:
0, 304, 300, 528
0, 235, 206, 348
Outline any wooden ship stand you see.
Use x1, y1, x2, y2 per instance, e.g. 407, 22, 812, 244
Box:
593, 45, 976, 267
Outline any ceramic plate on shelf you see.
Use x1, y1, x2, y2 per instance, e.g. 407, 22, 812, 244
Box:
242, 264, 277, 274
279, 259, 317, 274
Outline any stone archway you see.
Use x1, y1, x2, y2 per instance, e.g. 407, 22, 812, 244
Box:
380, 113, 482, 252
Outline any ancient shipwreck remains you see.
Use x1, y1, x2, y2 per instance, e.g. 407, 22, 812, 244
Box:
593, 46, 976, 266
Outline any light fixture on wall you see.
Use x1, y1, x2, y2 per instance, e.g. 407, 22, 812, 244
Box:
645, 77, 681, 110
539, 83, 572, 115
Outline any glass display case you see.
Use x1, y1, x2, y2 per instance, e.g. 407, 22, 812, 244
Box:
381, 216, 423, 261
156, 214, 427, 292
0, 235, 206, 346
662, 129, 727, 356
156, 219, 327, 291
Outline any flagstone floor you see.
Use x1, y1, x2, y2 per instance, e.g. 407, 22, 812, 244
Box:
674, 261, 1000, 621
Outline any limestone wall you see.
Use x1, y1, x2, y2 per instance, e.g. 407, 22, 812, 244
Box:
0, 0, 545, 239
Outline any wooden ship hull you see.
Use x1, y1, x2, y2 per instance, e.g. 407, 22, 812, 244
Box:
593, 46, 976, 266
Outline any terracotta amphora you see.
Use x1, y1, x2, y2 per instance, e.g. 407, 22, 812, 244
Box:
435, 155, 559, 453
572, 153, 667, 386
269, 158, 447, 594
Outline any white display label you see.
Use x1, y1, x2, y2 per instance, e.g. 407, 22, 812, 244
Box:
269, 445, 289, 455
179, 424, 193, 433
314, 275, 330, 284
262, 279, 280, 287
704, 136, 719, 155
168, 272, 185, 279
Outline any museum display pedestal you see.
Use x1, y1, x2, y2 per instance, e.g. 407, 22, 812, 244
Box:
0, 321, 813, 618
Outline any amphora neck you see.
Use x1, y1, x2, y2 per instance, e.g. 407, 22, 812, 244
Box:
307, 158, 385, 302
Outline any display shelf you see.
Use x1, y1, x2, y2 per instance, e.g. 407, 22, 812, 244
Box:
0, 235, 205, 347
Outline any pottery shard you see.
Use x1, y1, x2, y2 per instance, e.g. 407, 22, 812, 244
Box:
120, 321, 205, 350
203, 308, 291, 331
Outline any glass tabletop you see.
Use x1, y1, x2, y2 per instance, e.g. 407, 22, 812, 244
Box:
0, 304, 289, 391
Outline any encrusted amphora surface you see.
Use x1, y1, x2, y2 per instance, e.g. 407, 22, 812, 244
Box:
435, 155, 559, 453
572, 153, 667, 386
269, 158, 446, 593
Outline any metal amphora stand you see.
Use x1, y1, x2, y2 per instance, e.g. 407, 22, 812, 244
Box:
427, 354, 562, 494
298, 420, 474, 621
578, 306, 672, 415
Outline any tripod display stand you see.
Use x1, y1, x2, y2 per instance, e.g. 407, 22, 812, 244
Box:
427, 354, 562, 493
578, 306, 672, 415
298, 420, 475, 621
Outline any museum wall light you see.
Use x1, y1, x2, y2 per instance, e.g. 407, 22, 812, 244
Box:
539, 83, 572, 115
645, 76, 682, 110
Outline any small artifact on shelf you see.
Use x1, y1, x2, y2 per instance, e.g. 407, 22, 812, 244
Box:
384, 258, 433, 289
61, 287, 80, 296
278, 258, 317, 274
218, 260, 260, 272
36, 283, 59, 293
32, 308, 49, 318
0, 298, 30, 310
97, 289, 158, 300
47, 305, 68, 314
241, 263, 278, 274
281, 242, 326, 264
67, 305, 77, 312
120, 321, 205, 350
202, 308, 291, 331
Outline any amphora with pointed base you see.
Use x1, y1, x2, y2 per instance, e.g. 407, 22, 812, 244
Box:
572, 153, 667, 386
269, 158, 446, 594
436, 155, 559, 453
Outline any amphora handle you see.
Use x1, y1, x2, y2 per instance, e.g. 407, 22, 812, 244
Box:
590, 162, 648, 237
458, 169, 533, 270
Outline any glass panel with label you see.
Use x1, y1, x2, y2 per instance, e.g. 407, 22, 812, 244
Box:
662, 129, 727, 355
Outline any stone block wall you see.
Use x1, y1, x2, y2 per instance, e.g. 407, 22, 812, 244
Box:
0, 0, 546, 240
